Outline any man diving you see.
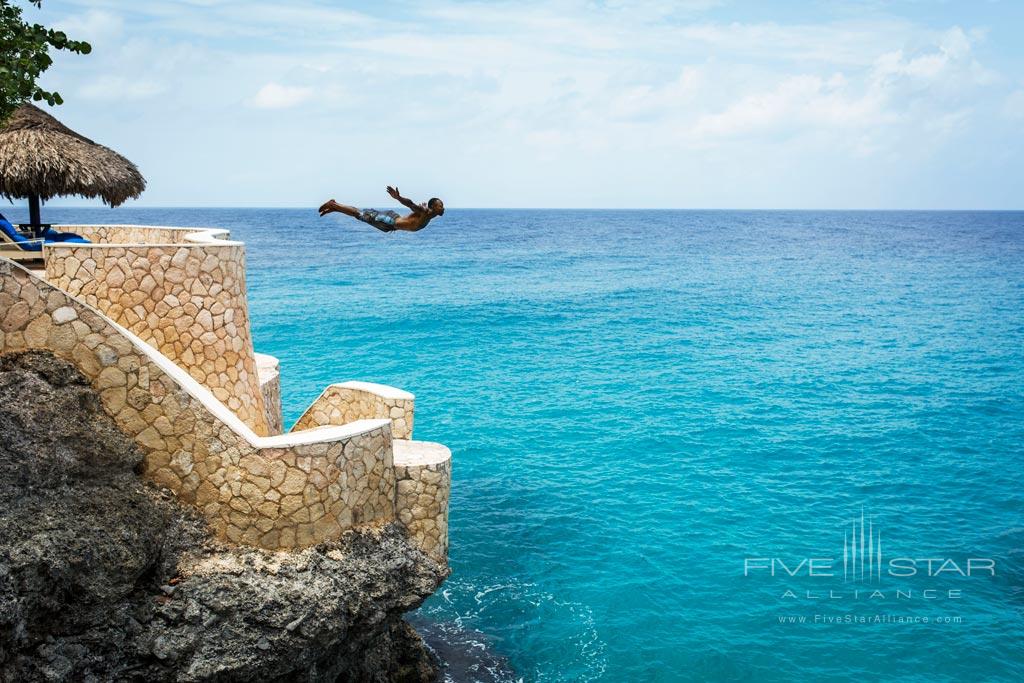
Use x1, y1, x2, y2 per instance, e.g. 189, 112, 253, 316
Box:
318, 186, 445, 232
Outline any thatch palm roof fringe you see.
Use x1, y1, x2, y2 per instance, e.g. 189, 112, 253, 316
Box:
0, 103, 145, 208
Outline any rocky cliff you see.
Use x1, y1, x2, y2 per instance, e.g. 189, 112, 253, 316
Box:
0, 351, 447, 682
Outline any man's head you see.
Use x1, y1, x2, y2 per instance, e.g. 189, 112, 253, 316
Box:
428, 197, 445, 216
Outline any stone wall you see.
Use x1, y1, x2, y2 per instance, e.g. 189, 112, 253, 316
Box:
56, 225, 228, 245
394, 440, 451, 565
44, 238, 270, 435
1, 258, 396, 550
293, 381, 415, 439
255, 352, 283, 435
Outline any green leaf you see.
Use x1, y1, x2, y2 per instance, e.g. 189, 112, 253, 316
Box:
0, 0, 91, 120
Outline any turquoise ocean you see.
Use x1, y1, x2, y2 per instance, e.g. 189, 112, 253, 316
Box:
21, 208, 1024, 681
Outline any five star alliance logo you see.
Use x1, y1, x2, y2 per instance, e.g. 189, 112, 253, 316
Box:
743, 508, 996, 582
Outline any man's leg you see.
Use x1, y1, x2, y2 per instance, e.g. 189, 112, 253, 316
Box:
318, 199, 361, 218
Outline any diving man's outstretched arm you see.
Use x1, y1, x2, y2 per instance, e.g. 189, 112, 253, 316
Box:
387, 186, 425, 213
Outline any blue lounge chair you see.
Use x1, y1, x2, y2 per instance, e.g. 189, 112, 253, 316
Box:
40, 226, 91, 243
0, 214, 42, 255
0, 213, 89, 261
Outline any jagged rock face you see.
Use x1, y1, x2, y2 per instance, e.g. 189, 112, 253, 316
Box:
0, 351, 447, 682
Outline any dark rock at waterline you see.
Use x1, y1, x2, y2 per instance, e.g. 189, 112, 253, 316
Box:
409, 617, 518, 683
0, 351, 448, 681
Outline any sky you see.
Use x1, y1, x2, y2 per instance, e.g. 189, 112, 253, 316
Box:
21, 0, 1024, 209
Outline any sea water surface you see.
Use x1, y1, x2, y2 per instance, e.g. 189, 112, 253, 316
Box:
24, 208, 1024, 681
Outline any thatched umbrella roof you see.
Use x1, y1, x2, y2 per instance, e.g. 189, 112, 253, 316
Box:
0, 103, 145, 209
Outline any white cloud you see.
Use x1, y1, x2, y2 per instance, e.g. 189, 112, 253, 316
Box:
691, 74, 888, 139
54, 9, 124, 44
871, 27, 995, 89
688, 26, 993, 148
249, 83, 314, 109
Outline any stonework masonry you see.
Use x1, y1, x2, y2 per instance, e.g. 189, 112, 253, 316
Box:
1, 258, 394, 549
256, 352, 283, 435
293, 381, 415, 440
44, 230, 269, 435
1, 225, 450, 561
395, 440, 451, 564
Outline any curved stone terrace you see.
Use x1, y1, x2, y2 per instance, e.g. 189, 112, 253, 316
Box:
0, 224, 450, 562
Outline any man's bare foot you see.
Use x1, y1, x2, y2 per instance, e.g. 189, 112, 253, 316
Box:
318, 199, 337, 217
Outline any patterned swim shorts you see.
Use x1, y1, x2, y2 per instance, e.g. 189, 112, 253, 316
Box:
358, 208, 401, 231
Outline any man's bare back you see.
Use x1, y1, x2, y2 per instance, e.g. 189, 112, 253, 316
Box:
318, 186, 445, 232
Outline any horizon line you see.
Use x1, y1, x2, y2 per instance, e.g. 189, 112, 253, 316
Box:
14, 206, 1024, 212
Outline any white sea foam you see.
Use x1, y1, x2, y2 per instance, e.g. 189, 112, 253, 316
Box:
416, 576, 607, 682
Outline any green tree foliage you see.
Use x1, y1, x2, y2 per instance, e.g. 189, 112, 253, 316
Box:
0, 0, 91, 122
